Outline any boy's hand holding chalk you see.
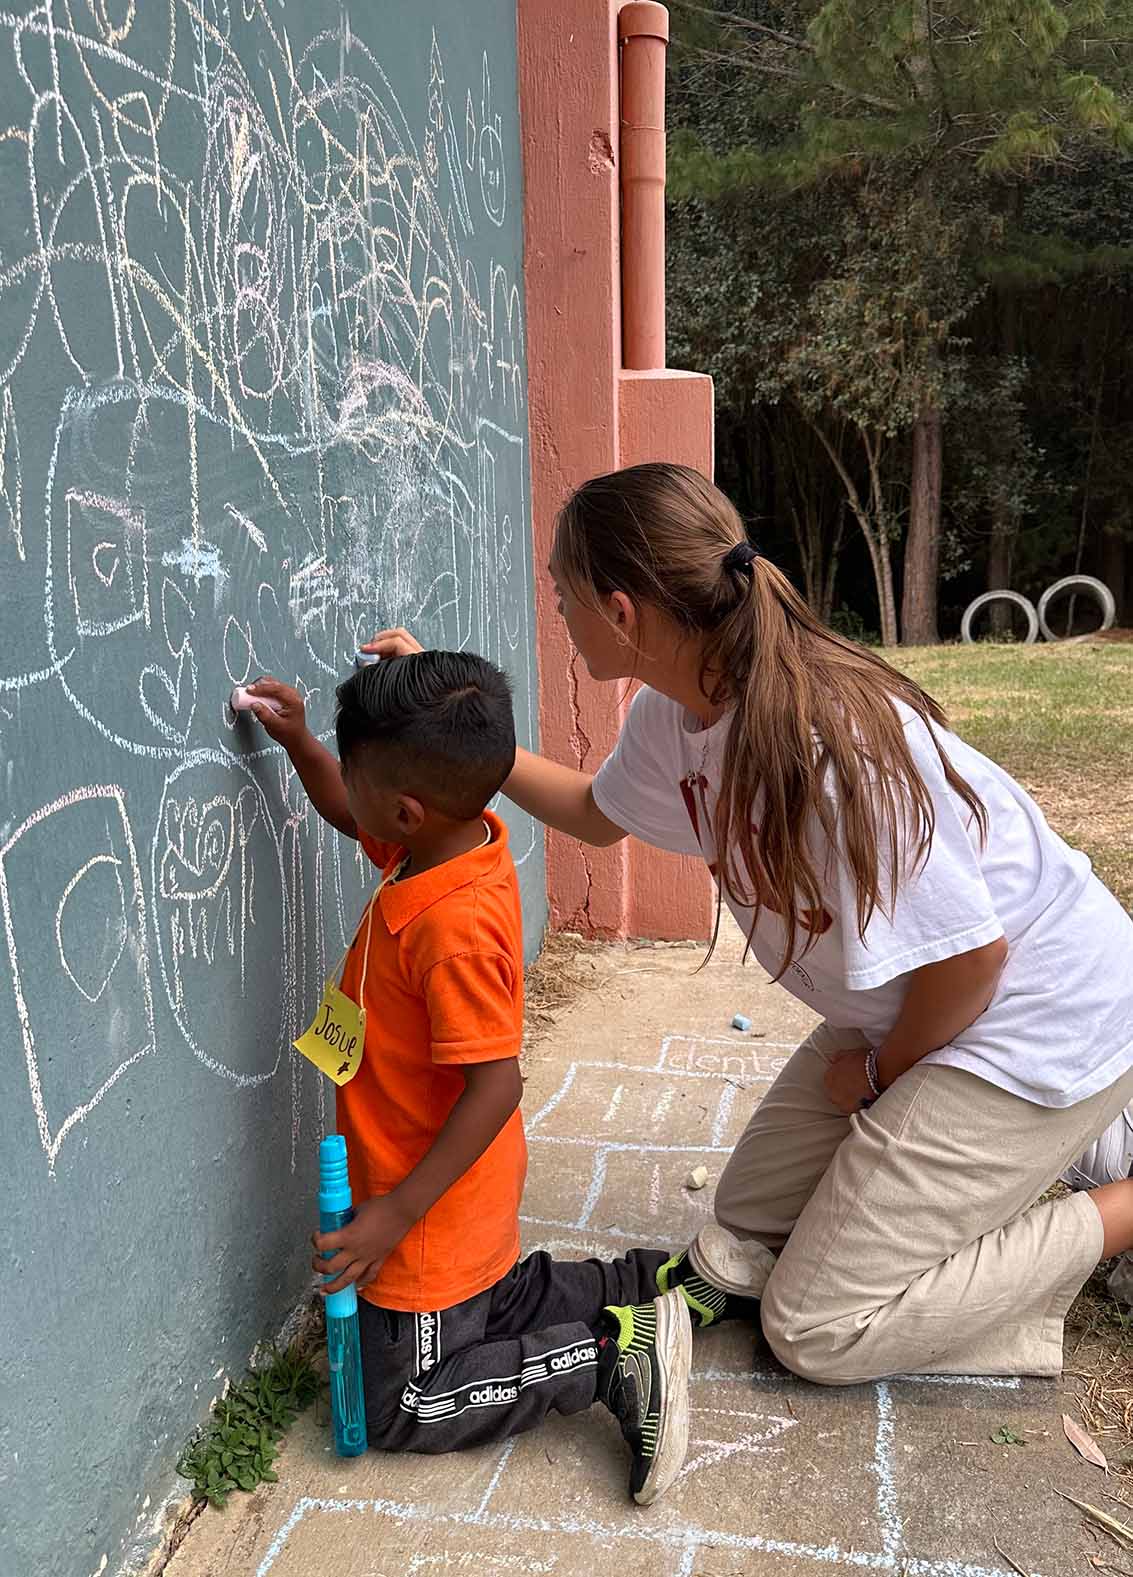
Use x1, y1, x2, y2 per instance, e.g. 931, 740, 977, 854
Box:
358, 627, 424, 662
233, 677, 307, 748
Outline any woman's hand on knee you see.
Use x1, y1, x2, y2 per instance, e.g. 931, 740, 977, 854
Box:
823, 1049, 875, 1114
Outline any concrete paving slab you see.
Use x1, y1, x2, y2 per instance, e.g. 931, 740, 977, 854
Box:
164, 929, 1120, 1577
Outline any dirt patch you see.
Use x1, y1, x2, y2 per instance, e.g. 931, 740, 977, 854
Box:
522, 931, 609, 1062
1065, 1266, 1133, 1491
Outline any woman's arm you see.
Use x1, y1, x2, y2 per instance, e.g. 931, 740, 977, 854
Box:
824, 936, 1008, 1112
360, 629, 627, 847
874, 936, 1008, 1087
504, 747, 626, 847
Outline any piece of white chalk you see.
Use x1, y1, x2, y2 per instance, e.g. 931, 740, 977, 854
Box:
353, 651, 381, 669
230, 686, 284, 716
731, 1013, 752, 1032
686, 1165, 709, 1191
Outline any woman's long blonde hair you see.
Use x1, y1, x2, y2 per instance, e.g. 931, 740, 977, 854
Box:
554, 463, 988, 974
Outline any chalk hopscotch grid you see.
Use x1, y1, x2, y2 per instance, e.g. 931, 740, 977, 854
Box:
255, 1033, 1035, 1577
519, 1034, 796, 1236
252, 1380, 1033, 1577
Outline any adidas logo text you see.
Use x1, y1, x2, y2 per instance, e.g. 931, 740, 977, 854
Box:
550, 1346, 597, 1372
470, 1383, 518, 1404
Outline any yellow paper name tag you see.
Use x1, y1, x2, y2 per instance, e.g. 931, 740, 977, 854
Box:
293, 979, 366, 1086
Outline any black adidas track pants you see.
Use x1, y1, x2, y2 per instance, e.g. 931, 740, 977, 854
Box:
357, 1248, 668, 1452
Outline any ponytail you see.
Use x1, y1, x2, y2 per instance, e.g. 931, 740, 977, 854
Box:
554, 463, 987, 974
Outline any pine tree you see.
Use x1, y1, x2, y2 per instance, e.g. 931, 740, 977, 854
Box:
671, 0, 1133, 642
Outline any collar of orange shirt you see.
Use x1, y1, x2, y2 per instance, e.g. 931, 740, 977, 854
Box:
378, 809, 510, 935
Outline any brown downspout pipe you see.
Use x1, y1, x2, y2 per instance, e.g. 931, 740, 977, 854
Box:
618, 3, 669, 372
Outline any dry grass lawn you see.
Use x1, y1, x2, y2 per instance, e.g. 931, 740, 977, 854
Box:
894, 639, 1133, 911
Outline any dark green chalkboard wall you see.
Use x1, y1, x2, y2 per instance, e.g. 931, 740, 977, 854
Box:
0, 3, 542, 1571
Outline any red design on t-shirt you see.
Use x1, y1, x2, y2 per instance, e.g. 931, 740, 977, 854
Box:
679, 773, 832, 935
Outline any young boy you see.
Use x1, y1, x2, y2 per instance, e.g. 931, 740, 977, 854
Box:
246, 651, 691, 1505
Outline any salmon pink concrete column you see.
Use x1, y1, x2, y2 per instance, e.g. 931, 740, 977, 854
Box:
518, 0, 714, 941
618, 2, 667, 371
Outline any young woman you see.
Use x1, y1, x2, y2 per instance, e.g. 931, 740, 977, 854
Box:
369, 462, 1133, 1383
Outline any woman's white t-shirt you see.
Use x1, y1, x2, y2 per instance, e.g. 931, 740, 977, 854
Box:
592, 686, 1133, 1108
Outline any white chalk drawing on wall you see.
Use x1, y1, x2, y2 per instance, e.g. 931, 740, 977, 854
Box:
151, 750, 290, 1088
0, 785, 155, 1176
0, 2, 537, 1173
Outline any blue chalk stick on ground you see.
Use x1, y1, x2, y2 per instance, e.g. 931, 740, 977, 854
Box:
731, 1014, 752, 1032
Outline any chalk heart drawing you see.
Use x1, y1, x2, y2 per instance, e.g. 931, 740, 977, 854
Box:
0, 787, 155, 1177
151, 752, 289, 1087
91, 541, 120, 588
139, 642, 198, 746
2, 4, 539, 1184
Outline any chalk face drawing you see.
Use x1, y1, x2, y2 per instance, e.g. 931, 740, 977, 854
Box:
0, 10, 539, 1575
0, 0, 541, 1175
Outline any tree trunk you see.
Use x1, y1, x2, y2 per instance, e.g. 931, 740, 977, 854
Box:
987, 274, 1020, 637
876, 530, 898, 648
802, 412, 895, 643
987, 520, 1012, 588
986, 508, 1014, 636
1101, 529, 1126, 626
819, 504, 846, 625
902, 407, 943, 644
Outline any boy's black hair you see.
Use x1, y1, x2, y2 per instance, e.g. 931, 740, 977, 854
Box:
335, 651, 516, 821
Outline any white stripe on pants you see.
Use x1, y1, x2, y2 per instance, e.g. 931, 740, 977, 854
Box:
692, 1022, 1133, 1382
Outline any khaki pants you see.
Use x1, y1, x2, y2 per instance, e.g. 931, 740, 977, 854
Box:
690, 1023, 1133, 1383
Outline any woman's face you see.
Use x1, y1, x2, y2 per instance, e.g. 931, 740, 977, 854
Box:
549, 562, 636, 681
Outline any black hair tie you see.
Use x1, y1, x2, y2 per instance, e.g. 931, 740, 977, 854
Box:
722, 541, 758, 578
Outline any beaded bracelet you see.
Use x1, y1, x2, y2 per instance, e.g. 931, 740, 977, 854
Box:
864, 1046, 882, 1099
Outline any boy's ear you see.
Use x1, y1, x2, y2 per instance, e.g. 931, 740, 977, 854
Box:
395, 793, 426, 837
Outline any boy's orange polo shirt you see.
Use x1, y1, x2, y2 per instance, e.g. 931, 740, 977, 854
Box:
336, 811, 527, 1313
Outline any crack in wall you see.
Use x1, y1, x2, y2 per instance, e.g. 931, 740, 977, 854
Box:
566, 646, 596, 931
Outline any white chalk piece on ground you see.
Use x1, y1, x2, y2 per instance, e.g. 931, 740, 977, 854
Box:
731, 1014, 752, 1032
686, 1165, 709, 1190
230, 686, 284, 716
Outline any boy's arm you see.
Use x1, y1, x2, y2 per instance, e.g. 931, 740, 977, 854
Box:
312, 1057, 523, 1294
245, 678, 357, 838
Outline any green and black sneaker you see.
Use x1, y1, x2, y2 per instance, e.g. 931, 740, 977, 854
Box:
657, 1249, 761, 1329
595, 1289, 691, 1506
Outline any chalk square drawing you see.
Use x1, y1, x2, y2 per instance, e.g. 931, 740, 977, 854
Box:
587, 1146, 720, 1242
517, 1139, 607, 1236
64, 489, 149, 638
0, 786, 154, 1176
526, 1064, 757, 1148
882, 1376, 1056, 1563
260, 1505, 609, 1577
